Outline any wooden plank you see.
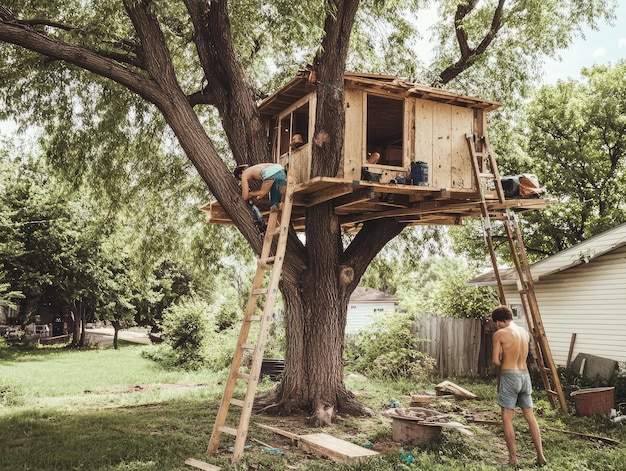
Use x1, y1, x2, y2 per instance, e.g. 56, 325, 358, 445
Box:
299, 433, 379, 464
450, 108, 473, 189
343, 87, 363, 180
414, 99, 434, 184
435, 380, 477, 399
184, 458, 221, 470
432, 102, 452, 188
255, 422, 301, 441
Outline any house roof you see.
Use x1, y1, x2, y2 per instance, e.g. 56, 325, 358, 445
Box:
350, 286, 398, 303
258, 70, 501, 119
468, 222, 626, 286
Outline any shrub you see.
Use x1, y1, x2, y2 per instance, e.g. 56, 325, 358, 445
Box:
344, 311, 435, 381
157, 298, 212, 369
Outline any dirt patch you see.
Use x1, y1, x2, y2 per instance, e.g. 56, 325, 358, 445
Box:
125, 383, 210, 393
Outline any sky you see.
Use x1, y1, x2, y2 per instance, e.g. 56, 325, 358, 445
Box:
540, 2, 626, 84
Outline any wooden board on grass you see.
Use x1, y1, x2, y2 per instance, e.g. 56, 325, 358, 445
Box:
298, 433, 379, 464
184, 458, 221, 470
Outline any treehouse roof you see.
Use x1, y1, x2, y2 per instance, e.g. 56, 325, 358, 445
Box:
258, 70, 501, 119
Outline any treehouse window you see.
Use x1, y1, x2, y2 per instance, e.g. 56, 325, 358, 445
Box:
365, 94, 404, 167
278, 102, 309, 157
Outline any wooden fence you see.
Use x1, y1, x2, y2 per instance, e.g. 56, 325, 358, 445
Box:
414, 315, 494, 377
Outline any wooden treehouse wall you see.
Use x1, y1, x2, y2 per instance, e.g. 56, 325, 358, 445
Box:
270, 86, 488, 191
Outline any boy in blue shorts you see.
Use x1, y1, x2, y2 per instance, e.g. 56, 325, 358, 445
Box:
491, 305, 547, 467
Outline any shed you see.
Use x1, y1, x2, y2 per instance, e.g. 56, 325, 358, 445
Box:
346, 287, 398, 334
468, 223, 626, 365
202, 70, 549, 232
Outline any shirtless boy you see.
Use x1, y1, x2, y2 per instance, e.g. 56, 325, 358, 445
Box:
234, 163, 287, 211
491, 305, 547, 467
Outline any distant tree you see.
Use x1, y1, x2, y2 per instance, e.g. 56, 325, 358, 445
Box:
396, 255, 496, 317
522, 61, 626, 254
451, 61, 626, 262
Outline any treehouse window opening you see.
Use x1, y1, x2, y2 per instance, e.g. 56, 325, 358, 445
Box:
365, 94, 404, 168
278, 102, 310, 157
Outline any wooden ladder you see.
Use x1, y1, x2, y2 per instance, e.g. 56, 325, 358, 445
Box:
466, 134, 568, 414
207, 176, 295, 462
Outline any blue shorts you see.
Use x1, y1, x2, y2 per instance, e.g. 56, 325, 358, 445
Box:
260, 164, 287, 207
498, 370, 533, 410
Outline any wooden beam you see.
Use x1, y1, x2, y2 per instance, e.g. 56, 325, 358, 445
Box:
301, 184, 353, 207
333, 188, 376, 209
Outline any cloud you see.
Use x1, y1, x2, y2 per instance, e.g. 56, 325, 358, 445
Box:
592, 47, 606, 57
619, 38, 626, 49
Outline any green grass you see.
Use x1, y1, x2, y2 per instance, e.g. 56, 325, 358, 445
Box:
1, 342, 625, 471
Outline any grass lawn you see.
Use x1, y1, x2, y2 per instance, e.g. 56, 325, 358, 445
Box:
0, 341, 624, 470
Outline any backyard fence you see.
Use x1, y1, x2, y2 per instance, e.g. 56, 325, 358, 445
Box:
414, 314, 494, 377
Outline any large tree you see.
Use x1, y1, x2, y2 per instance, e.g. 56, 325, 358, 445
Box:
0, 0, 615, 424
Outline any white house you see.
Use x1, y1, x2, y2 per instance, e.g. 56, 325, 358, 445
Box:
346, 287, 398, 334
468, 223, 626, 366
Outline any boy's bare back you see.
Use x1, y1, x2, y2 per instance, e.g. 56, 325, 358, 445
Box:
493, 323, 529, 370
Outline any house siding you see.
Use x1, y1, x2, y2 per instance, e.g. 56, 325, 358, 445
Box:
346, 301, 395, 334
506, 245, 626, 365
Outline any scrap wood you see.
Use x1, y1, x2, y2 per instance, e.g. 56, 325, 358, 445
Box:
255, 422, 380, 464
255, 422, 300, 441
469, 418, 621, 446
542, 427, 621, 446
184, 458, 221, 471
298, 432, 379, 463
420, 421, 474, 436
384, 408, 473, 435
435, 381, 477, 399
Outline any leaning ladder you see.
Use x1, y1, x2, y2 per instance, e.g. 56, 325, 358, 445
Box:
207, 176, 296, 462
466, 134, 568, 414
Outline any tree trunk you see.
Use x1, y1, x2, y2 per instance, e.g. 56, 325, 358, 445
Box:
112, 320, 120, 350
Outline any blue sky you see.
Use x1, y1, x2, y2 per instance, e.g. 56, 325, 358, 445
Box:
541, 2, 626, 84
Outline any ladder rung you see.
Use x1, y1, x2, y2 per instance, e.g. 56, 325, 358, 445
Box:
235, 372, 250, 380
547, 390, 558, 396
258, 256, 275, 267
479, 172, 494, 179
241, 343, 256, 350
247, 315, 262, 322
251, 288, 268, 295
230, 398, 245, 407
218, 426, 238, 437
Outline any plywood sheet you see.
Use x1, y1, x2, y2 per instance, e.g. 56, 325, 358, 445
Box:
184, 458, 221, 470
299, 433, 379, 464
431, 102, 452, 188
450, 107, 474, 189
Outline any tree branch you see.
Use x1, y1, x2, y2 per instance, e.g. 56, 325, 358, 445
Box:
0, 20, 163, 104
342, 218, 405, 292
435, 0, 506, 86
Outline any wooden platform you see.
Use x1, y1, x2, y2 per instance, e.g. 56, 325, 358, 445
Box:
202, 177, 551, 232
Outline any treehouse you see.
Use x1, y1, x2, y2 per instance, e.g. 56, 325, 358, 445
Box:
203, 71, 550, 231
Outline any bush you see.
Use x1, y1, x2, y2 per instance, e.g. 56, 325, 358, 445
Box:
156, 298, 213, 369
143, 297, 244, 371
344, 311, 435, 381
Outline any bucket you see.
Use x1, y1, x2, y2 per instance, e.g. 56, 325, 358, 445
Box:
570, 387, 614, 416
411, 161, 428, 186
260, 359, 285, 381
